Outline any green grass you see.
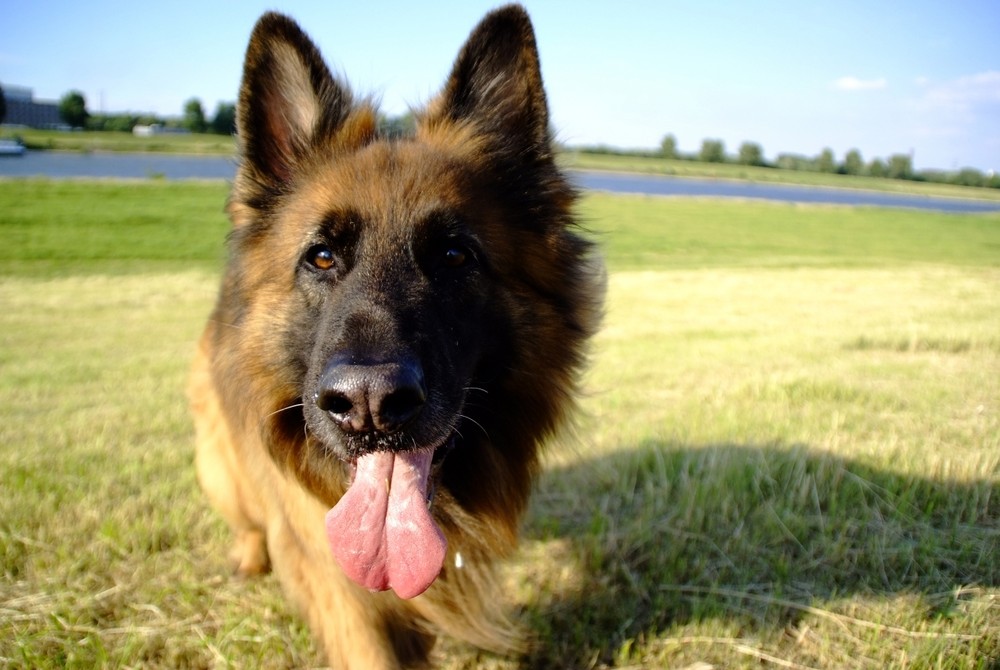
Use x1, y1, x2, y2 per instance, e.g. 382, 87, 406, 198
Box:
581, 195, 1000, 270
1, 179, 998, 668
0, 180, 230, 276
8, 128, 237, 155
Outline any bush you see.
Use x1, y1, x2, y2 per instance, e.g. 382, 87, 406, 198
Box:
951, 167, 985, 188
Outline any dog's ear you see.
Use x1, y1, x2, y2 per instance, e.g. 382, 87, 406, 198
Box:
236, 13, 352, 186
425, 5, 551, 158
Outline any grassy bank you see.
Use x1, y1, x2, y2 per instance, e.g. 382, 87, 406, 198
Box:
562, 151, 1000, 203
1, 180, 997, 668
8, 128, 236, 155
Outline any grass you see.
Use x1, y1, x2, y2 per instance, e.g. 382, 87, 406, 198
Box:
0, 180, 229, 276
1, 179, 998, 668
8, 128, 236, 155
581, 196, 1000, 270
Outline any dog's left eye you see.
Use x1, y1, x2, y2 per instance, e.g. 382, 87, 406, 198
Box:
420, 227, 482, 278
442, 247, 468, 268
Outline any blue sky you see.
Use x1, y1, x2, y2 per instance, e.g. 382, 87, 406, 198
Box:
2, 1, 998, 171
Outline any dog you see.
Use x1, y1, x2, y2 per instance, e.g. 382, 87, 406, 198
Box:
189, 5, 603, 667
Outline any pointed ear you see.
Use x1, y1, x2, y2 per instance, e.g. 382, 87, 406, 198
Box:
236, 13, 352, 187
425, 5, 551, 157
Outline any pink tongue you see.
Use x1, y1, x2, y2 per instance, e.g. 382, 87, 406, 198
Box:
325, 449, 446, 599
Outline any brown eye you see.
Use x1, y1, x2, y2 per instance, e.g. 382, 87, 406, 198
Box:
443, 247, 468, 268
307, 245, 336, 271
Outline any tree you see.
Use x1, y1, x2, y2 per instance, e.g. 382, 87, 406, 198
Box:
737, 141, 764, 166
817, 147, 836, 173
0, 84, 6, 125
843, 149, 864, 176
59, 90, 89, 128
868, 158, 886, 178
210, 102, 236, 135
887, 153, 913, 180
699, 138, 725, 163
183, 98, 207, 133
660, 134, 678, 159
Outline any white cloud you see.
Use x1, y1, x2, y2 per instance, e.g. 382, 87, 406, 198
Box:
833, 76, 887, 91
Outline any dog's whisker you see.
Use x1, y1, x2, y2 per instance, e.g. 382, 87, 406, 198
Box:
264, 402, 305, 421
259, 402, 306, 434
458, 413, 490, 440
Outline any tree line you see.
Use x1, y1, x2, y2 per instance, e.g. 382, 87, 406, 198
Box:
50, 90, 413, 138
587, 134, 999, 190
49, 90, 236, 135
5, 87, 994, 190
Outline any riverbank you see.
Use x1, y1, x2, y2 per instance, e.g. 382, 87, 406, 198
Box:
5, 128, 235, 155
5, 127, 999, 203
3, 152, 999, 213
563, 151, 1000, 203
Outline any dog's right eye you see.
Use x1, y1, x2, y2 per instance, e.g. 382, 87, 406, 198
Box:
306, 244, 336, 271
442, 246, 469, 269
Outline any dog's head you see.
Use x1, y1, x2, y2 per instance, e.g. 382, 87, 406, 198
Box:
219, 5, 602, 598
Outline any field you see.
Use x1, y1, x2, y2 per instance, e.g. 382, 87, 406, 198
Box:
1, 179, 998, 669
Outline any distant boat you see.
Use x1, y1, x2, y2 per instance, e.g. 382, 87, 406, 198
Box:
0, 139, 26, 156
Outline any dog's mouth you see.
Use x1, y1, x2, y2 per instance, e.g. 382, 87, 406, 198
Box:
324, 434, 456, 599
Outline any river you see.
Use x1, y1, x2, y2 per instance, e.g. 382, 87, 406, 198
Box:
2, 151, 998, 213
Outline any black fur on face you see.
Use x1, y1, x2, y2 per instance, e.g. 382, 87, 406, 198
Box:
294, 189, 496, 462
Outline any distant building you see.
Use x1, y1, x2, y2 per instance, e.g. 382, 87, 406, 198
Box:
1, 84, 62, 128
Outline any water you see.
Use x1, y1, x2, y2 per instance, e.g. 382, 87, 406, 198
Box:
2, 151, 998, 213
0, 151, 237, 180
571, 170, 1000, 214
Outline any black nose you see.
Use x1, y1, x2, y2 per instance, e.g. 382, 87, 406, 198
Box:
316, 357, 426, 434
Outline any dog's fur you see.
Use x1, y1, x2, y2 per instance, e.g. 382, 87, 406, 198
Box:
189, 5, 603, 667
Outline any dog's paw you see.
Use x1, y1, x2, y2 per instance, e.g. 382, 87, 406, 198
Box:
230, 530, 271, 577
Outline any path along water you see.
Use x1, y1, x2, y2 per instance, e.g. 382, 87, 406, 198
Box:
2, 151, 998, 213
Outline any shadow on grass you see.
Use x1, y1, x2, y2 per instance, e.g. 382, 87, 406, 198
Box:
518, 442, 999, 668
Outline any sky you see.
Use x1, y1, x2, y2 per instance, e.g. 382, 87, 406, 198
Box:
2, 1, 998, 172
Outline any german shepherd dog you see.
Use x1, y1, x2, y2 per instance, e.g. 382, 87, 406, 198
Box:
189, 5, 603, 666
